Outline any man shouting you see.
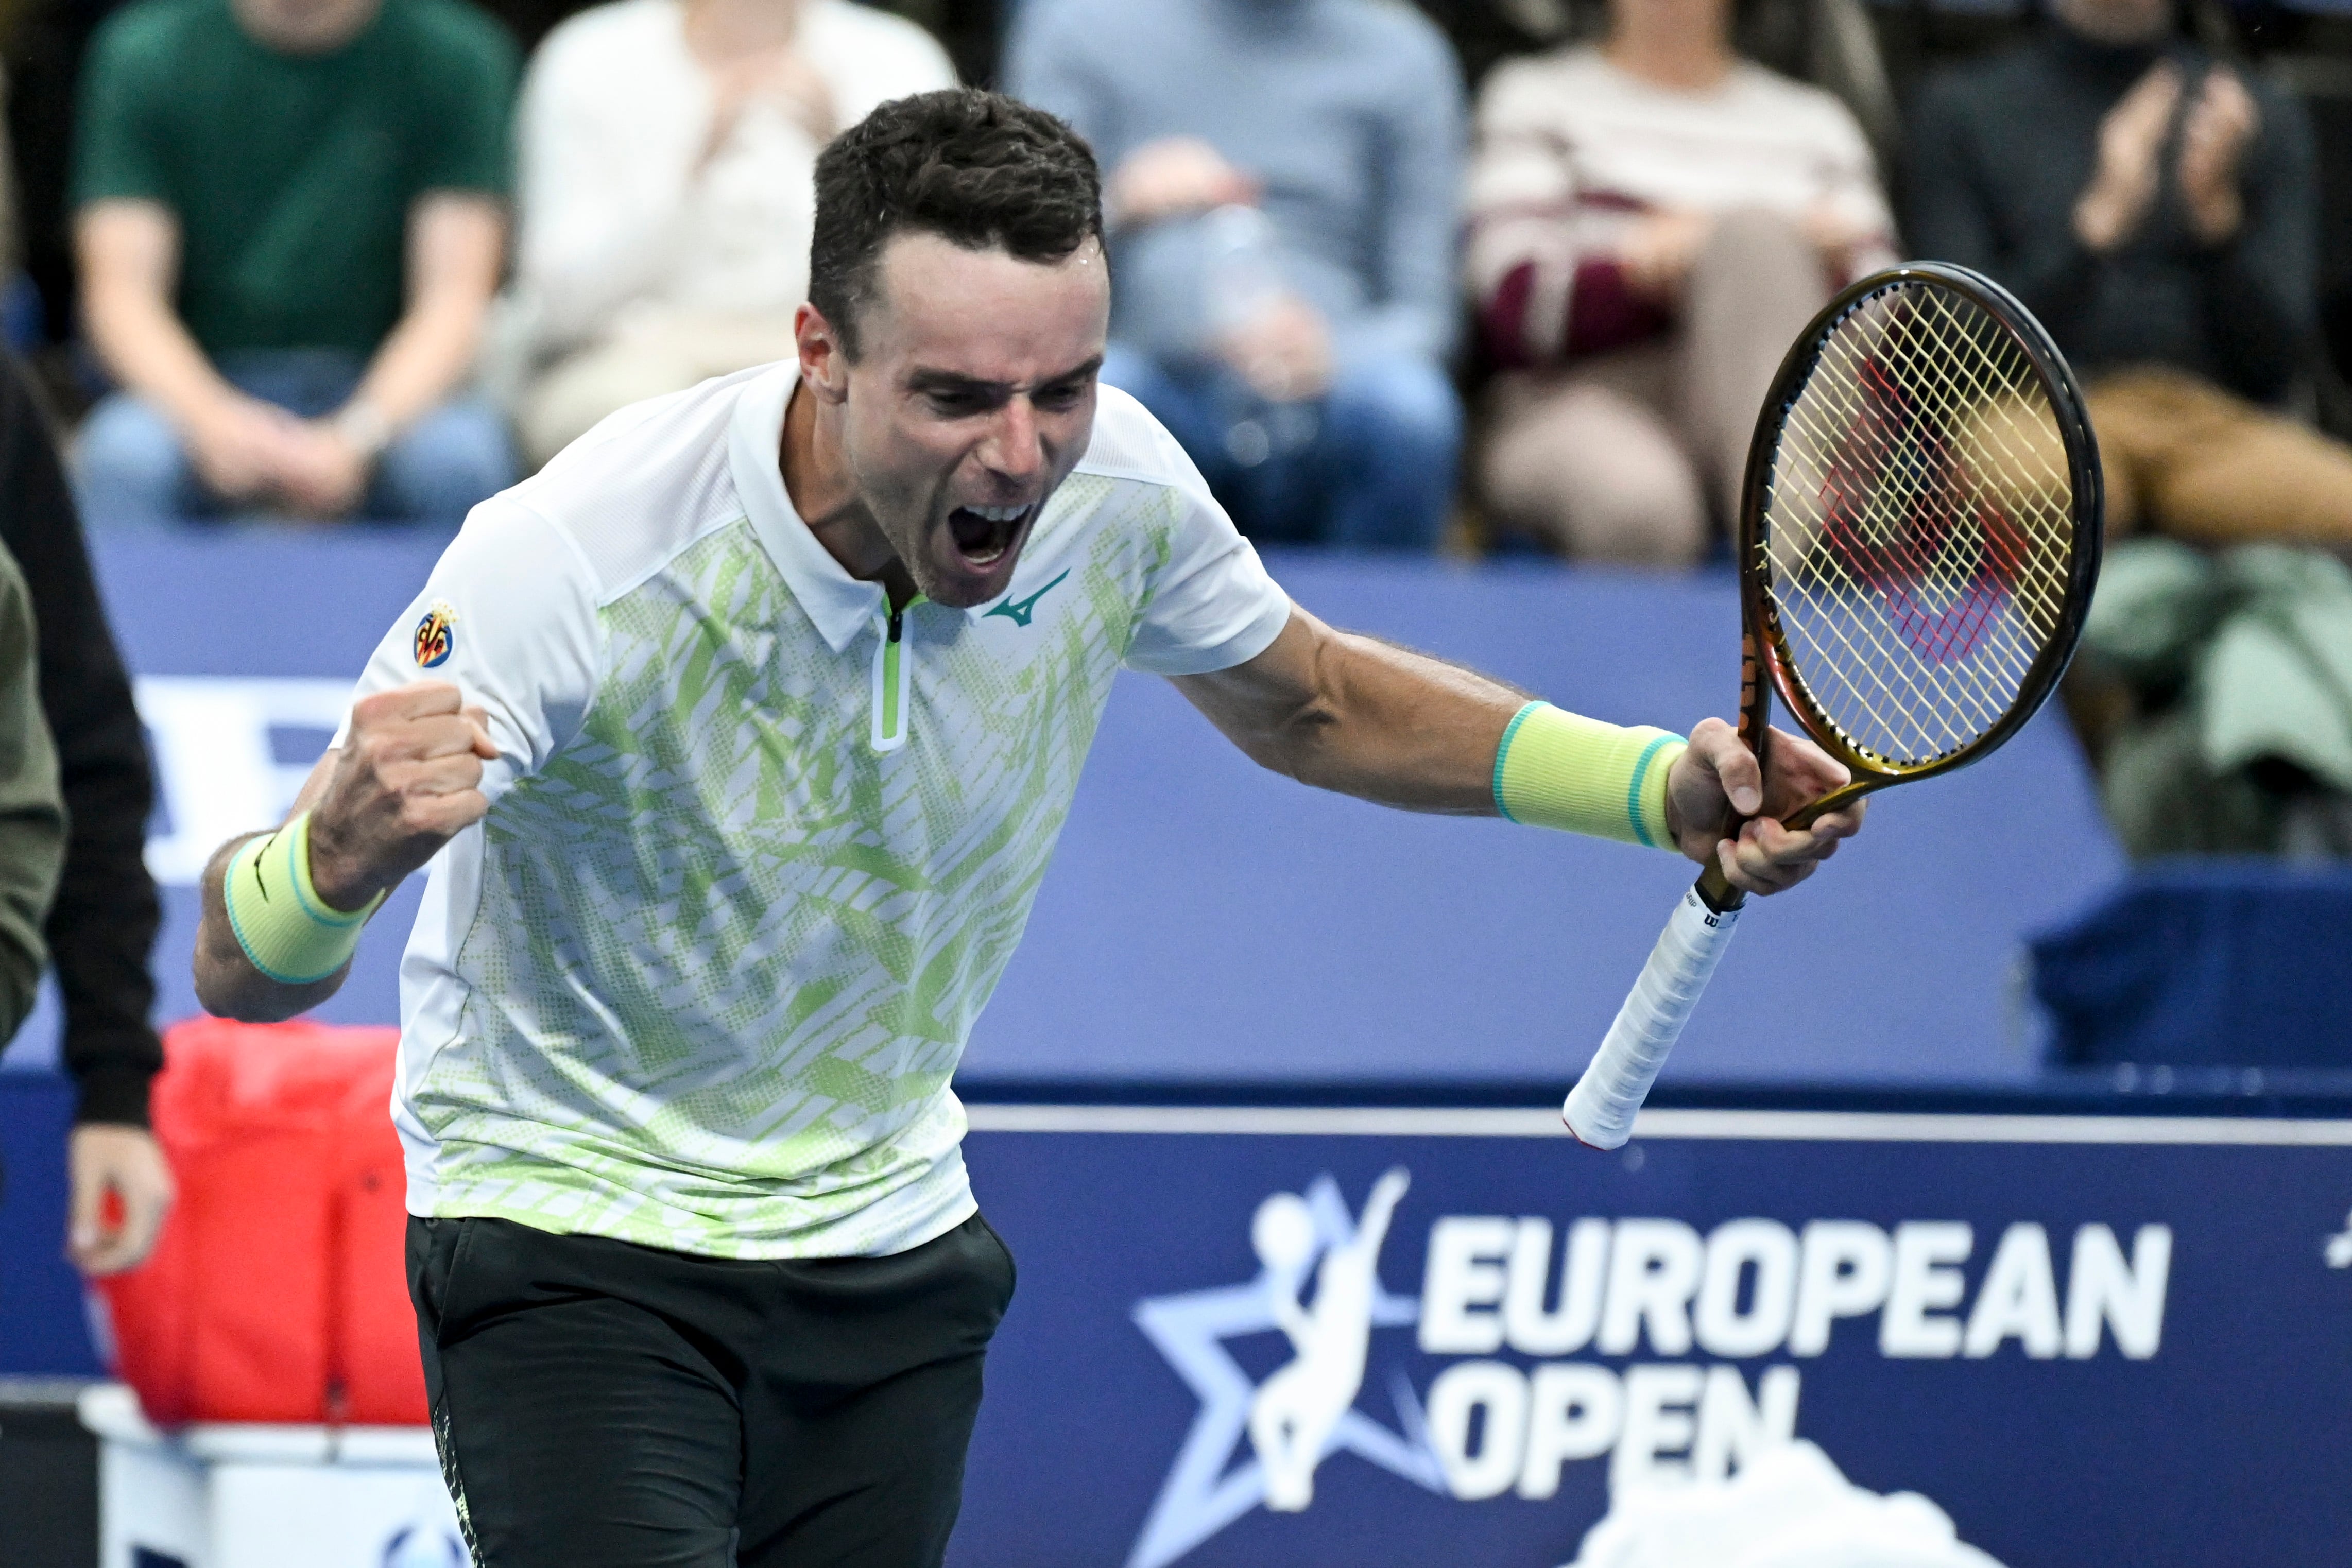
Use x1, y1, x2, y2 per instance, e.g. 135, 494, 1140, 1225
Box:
196, 88, 1859, 1568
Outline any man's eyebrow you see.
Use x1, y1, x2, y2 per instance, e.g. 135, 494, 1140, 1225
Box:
904, 356, 1105, 395
1045, 355, 1106, 385
906, 368, 1006, 395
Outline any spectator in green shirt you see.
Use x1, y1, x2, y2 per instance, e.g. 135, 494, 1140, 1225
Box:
69, 0, 520, 526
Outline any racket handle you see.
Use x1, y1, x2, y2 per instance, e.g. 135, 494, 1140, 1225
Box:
1563, 882, 1743, 1150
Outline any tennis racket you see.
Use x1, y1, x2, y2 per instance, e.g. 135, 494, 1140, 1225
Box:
1562, 262, 2104, 1150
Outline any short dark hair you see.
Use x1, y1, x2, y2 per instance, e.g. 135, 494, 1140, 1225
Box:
810, 89, 1104, 359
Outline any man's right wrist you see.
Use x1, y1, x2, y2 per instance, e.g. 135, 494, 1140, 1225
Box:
222, 814, 386, 985
303, 811, 384, 914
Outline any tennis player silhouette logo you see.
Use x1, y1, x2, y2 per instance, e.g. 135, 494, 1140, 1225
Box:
1247, 1167, 1411, 1512
1127, 1169, 1443, 1568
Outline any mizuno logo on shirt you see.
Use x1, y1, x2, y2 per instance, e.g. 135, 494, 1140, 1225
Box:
984, 570, 1071, 629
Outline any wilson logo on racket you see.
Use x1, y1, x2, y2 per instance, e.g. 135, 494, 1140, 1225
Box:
1816, 350, 2028, 667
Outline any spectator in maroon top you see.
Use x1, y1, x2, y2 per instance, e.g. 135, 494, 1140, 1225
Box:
1464, 0, 1894, 564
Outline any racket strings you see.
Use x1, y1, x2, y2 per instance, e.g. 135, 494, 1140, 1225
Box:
1873, 294, 2072, 630
1771, 417, 2041, 756
1776, 369, 2024, 749
1780, 339, 2049, 743
1772, 383, 2026, 755
1761, 282, 2077, 769
1801, 300, 2065, 673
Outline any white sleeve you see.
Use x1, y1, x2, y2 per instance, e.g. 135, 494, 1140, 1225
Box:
1118, 419, 1295, 677
338, 500, 605, 806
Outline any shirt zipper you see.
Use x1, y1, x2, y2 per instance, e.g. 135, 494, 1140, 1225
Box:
869, 596, 921, 752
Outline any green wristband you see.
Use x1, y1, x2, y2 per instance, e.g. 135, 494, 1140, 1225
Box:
1493, 701, 1685, 849
222, 812, 385, 985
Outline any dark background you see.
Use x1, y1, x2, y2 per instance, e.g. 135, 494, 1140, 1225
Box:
12, 0, 2352, 393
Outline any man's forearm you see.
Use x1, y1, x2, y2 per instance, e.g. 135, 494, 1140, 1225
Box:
1278, 630, 1521, 812
193, 830, 354, 1023
1276, 632, 1686, 848
198, 694, 492, 1022
1180, 608, 1688, 850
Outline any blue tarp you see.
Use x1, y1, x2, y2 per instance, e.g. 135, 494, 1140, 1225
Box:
2032, 860, 2352, 1068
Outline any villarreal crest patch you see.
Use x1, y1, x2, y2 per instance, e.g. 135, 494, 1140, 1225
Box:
413, 601, 458, 668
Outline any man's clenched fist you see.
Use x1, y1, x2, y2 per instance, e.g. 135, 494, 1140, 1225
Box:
307, 681, 499, 910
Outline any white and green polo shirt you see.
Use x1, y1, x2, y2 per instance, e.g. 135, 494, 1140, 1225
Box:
349, 364, 1292, 1259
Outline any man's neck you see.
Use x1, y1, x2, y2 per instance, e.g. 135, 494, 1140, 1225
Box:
781, 381, 918, 605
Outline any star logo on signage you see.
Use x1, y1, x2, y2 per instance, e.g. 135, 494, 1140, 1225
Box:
1126, 1169, 1446, 1568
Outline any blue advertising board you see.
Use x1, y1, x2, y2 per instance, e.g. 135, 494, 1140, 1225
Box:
0, 529, 2168, 1408
953, 1107, 2352, 1568
18, 531, 2120, 1091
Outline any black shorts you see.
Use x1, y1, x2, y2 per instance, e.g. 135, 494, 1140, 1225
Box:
406, 1211, 1017, 1568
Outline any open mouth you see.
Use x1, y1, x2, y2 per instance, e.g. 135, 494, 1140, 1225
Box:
946, 503, 1035, 569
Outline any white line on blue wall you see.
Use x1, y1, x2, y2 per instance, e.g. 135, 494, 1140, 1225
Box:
962, 1104, 2352, 1145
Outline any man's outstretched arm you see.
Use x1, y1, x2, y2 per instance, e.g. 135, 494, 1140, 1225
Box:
194, 683, 496, 1022
1170, 605, 1864, 897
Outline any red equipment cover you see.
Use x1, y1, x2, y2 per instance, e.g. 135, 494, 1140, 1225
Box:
96, 1018, 425, 1426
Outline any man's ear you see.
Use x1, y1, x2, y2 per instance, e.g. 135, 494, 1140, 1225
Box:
795, 302, 851, 405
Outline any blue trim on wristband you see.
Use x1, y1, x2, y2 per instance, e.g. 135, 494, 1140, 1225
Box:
222, 817, 381, 986
222, 831, 340, 986
1625, 734, 1678, 848
1491, 701, 1544, 824
283, 820, 367, 929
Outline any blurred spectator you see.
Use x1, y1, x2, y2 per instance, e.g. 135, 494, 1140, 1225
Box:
2075, 538, 2352, 857
0, 402, 64, 1036
1464, 0, 1894, 566
68, 0, 519, 527
1910, 0, 2352, 549
2, 63, 39, 352
1006, 0, 1464, 552
0, 542, 61, 1039
508, 0, 955, 467
0, 350, 170, 1272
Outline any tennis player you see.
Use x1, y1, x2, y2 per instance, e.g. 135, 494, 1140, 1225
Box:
194, 88, 1862, 1568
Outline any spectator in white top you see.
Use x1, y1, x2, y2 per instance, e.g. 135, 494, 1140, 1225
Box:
508, 0, 955, 466
1465, 0, 1895, 566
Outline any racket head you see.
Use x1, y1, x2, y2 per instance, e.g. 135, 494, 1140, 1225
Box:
1735, 261, 2104, 822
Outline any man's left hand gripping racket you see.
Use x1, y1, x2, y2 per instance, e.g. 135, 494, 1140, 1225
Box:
1564, 262, 2105, 1149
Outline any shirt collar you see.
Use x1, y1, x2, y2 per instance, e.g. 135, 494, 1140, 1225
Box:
727, 364, 886, 653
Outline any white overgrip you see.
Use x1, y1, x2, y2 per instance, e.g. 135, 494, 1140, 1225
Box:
1562, 884, 1742, 1150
